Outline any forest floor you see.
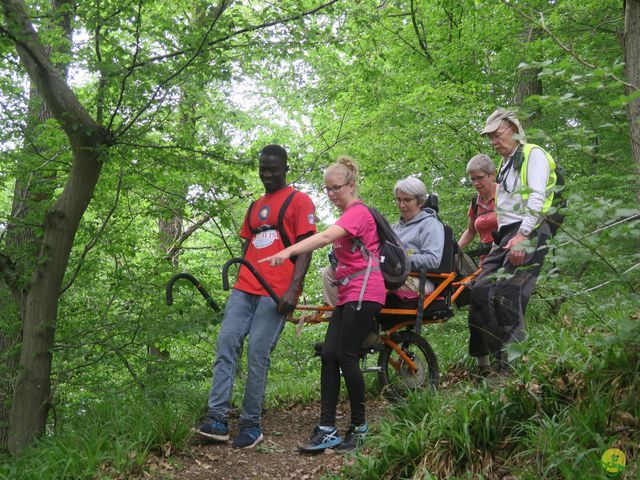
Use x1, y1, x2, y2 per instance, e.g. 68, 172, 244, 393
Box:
140, 398, 392, 480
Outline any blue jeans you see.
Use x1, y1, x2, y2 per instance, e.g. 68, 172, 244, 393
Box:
207, 289, 285, 429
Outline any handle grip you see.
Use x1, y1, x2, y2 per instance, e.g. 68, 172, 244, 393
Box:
166, 272, 219, 311
221, 257, 281, 304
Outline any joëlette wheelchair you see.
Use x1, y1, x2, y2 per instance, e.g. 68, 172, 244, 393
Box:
290, 223, 481, 400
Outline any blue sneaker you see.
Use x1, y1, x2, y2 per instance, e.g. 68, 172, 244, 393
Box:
232, 426, 263, 449
196, 418, 229, 442
335, 422, 368, 452
298, 425, 342, 453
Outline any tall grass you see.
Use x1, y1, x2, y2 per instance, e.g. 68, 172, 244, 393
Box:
0, 391, 198, 479
337, 293, 640, 480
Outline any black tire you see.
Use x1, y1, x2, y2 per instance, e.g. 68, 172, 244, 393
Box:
377, 330, 439, 401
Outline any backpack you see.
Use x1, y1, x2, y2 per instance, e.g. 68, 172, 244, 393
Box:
546, 166, 566, 236
358, 206, 411, 291
470, 193, 495, 219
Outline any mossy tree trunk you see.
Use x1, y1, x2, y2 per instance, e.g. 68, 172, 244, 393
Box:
624, 0, 640, 203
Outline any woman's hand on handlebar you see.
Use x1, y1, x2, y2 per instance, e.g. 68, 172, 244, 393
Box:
259, 249, 291, 267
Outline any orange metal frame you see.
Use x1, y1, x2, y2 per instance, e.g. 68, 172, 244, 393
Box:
290, 268, 482, 375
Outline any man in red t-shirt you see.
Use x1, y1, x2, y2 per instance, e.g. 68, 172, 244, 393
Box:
196, 145, 316, 449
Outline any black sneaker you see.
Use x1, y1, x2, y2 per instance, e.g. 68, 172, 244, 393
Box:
232, 426, 263, 449
196, 418, 229, 442
335, 422, 368, 452
483, 359, 513, 387
298, 425, 341, 453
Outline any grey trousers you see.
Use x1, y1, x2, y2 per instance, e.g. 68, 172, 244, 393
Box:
468, 222, 551, 360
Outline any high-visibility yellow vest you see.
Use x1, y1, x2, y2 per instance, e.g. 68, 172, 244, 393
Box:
498, 143, 558, 214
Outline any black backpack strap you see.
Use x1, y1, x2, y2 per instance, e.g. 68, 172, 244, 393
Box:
277, 189, 298, 248
471, 193, 495, 219
246, 201, 258, 234
415, 268, 426, 334
247, 189, 298, 245
471, 194, 478, 218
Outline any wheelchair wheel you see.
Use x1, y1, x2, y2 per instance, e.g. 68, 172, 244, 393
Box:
377, 330, 439, 401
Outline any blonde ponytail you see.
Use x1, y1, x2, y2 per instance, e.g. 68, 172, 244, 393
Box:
325, 155, 359, 186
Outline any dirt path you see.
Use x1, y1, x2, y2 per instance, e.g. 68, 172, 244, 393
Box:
142, 399, 391, 479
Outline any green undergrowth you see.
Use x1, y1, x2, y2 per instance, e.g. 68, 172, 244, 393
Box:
2, 294, 637, 479
0, 320, 345, 479
333, 295, 640, 480
0, 387, 201, 480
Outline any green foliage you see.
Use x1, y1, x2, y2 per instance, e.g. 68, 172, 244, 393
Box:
0, 0, 638, 477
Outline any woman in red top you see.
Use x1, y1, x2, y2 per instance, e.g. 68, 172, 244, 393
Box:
458, 153, 498, 262
458, 153, 498, 378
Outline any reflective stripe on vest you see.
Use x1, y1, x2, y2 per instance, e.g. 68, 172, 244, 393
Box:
521, 143, 557, 214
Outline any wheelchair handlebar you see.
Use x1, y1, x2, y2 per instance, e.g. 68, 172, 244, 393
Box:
166, 272, 220, 311
221, 257, 281, 304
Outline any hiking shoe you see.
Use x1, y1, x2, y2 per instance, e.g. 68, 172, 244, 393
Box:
483, 360, 513, 387
469, 365, 494, 383
196, 418, 229, 442
335, 423, 368, 452
491, 359, 513, 377
232, 426, 263, 449
298, 425, 341, 453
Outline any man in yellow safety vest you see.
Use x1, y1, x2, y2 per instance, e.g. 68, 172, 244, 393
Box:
468, 108, 562, 379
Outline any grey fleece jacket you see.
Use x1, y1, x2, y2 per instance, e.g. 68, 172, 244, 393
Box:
392, 208, 444, 271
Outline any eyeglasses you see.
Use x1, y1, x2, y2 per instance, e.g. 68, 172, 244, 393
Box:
469, 174, 487, 183
394, 196, 416, 204
323, 183, 348, 194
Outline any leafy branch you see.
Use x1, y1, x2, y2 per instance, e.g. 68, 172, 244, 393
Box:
60, 166, 125, 295
503, 0, 636, 91
127, 0, 341, 70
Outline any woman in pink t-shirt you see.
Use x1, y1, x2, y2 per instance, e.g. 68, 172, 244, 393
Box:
458, 154, 498, 263
260, 155, 383, 453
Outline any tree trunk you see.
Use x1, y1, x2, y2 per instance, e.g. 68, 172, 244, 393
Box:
8, 147, 104, 454
148, 214, 183, 359
0, 0, 72, 450
0, 300, 19, 450
1, 0, 108, 453
624, 0, 640, 203
159, 214, 183, 269
514, 26, 543, 124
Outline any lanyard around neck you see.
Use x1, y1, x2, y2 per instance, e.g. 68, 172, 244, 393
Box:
496, 145, 522, 194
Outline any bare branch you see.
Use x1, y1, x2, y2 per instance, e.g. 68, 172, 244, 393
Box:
165, 213, 212, 259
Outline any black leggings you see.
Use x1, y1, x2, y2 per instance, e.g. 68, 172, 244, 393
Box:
319, 301, 382, 427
